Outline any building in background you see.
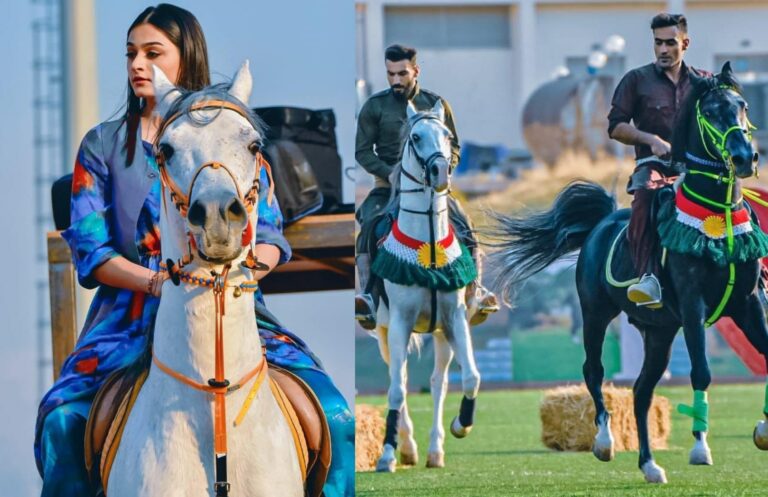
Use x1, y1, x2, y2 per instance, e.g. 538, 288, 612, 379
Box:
356, 0, 768, 152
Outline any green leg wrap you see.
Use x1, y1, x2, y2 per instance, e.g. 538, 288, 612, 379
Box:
677, 389, 709, 432
763, 383, 768, 417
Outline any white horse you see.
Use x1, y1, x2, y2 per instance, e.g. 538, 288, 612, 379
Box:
373, 101, 481, 472
108, 62, 303, 497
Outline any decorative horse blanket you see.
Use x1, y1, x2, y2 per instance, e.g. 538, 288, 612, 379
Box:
372, 220, 476, 291
658, 188, 768, 266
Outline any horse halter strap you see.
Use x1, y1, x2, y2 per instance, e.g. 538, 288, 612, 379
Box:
155, 99, 274, 217
399, 114, 451, 195
695, 87, 756, 164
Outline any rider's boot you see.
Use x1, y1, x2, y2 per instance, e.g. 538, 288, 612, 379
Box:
469, 251, 500, 325
355, 253, 377, 330
627, 273, 663, 309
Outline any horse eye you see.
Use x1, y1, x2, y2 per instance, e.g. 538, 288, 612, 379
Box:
248, 141, 261, 156
412, 133, 420, 143
158, 143, 174, 161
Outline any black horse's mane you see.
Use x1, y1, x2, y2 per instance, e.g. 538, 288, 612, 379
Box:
671, 67, 742, 163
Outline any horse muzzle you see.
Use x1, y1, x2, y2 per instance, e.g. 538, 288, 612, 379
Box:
187, 191, 249, 263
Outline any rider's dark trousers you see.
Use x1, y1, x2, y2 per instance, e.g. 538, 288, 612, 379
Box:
627, 164, 677, 277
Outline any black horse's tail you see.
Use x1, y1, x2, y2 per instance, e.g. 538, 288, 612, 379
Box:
484, 181, 616, 304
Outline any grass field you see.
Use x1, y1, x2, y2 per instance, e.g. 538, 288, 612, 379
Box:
356, 384, 768, 496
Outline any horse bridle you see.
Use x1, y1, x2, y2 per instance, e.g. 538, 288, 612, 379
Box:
152, 99, 282, 496
154, 99, 274, 218
399, 114, 452, 215
154, 99, 273, 274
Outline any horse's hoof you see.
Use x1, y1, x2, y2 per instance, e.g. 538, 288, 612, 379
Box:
592, 428, 615, 462
450, 416, 472, 438
753, 420, 768, 450
689, 442, 713, 465
641, 460, 668, 484
592, 442, 614, 462
376, 444, 397, 473
400, 451, 418, 466
426, 451, 445, 468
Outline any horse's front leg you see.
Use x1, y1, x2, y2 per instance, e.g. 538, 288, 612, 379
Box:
443, 291, 480, 439
427, 332, 453, 468
376, 293, 418, 473
678, 297, 714, 466
730, 293, 768, 449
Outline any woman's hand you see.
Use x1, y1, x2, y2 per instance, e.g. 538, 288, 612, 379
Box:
250, 244, 281, 281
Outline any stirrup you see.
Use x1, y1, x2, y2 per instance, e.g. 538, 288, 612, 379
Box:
627, 274, 663, 309
470, 289, 500, 326
355, 293, 377, 330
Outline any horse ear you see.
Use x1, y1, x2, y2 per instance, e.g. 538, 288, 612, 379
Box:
406, 101, 418, 119
152, 65, 181, 119
432, 99, 446, 122
721, 61, 733, 78
229, 60, 253, 105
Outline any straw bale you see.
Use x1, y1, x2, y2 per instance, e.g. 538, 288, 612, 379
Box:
540, 383, 671, 452
355, 404, 385, 471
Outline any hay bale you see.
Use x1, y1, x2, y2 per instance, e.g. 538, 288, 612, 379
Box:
540, 384, 671, 452
355, 404, 385, 471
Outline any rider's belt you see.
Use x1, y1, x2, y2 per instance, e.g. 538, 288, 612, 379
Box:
635, 155, 671, 167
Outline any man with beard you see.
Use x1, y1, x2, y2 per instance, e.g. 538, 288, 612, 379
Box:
608, 13, 708, 308
354, 44, 498, 330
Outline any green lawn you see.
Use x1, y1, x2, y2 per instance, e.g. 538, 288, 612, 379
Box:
356, 384, 768, 496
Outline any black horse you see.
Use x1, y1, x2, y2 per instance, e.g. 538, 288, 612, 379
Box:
486, 62, 768, 483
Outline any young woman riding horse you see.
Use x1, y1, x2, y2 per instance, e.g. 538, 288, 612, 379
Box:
34, 4, 352, 496
486, 62, 768, 484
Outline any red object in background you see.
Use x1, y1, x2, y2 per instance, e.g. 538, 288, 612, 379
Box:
714, 186, 768, 375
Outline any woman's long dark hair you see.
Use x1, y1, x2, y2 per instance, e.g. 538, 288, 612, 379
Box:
124, 3, 210, 165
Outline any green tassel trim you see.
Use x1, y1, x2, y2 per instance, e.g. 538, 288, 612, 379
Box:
677, 389, 709, 432
657, 201, 768, 266
372, 243, 477, 291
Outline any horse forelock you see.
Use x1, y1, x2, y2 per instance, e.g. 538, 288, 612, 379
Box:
156, 83, 265, 145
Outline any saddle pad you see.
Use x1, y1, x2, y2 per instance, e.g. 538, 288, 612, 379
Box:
85, 362, 148, 492
100, 367, 148, 494
269, 365, 332, 497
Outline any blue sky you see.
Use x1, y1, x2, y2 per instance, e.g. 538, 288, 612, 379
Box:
0, 1, 354, 494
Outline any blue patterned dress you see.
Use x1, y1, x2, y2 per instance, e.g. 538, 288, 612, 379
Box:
35, 129, 353, 496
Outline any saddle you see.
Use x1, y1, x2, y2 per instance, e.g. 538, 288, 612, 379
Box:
85, 362, 331, 496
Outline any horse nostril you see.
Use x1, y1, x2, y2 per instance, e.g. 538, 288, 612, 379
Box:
754, 152, 760, 164
430, 165, 439, 176
188, 200, 206, 227
224, 198, 247, 223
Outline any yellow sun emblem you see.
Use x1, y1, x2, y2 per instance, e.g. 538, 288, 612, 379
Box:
417, 243, 448, 269
702, 215, 726, 238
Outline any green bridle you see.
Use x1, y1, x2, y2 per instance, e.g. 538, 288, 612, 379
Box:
695, 85, 756, 163
687, 85, 757, 326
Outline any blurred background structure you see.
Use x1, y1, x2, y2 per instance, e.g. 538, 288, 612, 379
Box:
1, 1, 354, 494
354, 0, 768, 395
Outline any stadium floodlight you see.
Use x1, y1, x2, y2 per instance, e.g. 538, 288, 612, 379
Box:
587, 50, 608, 74
604, 34, 626, 54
